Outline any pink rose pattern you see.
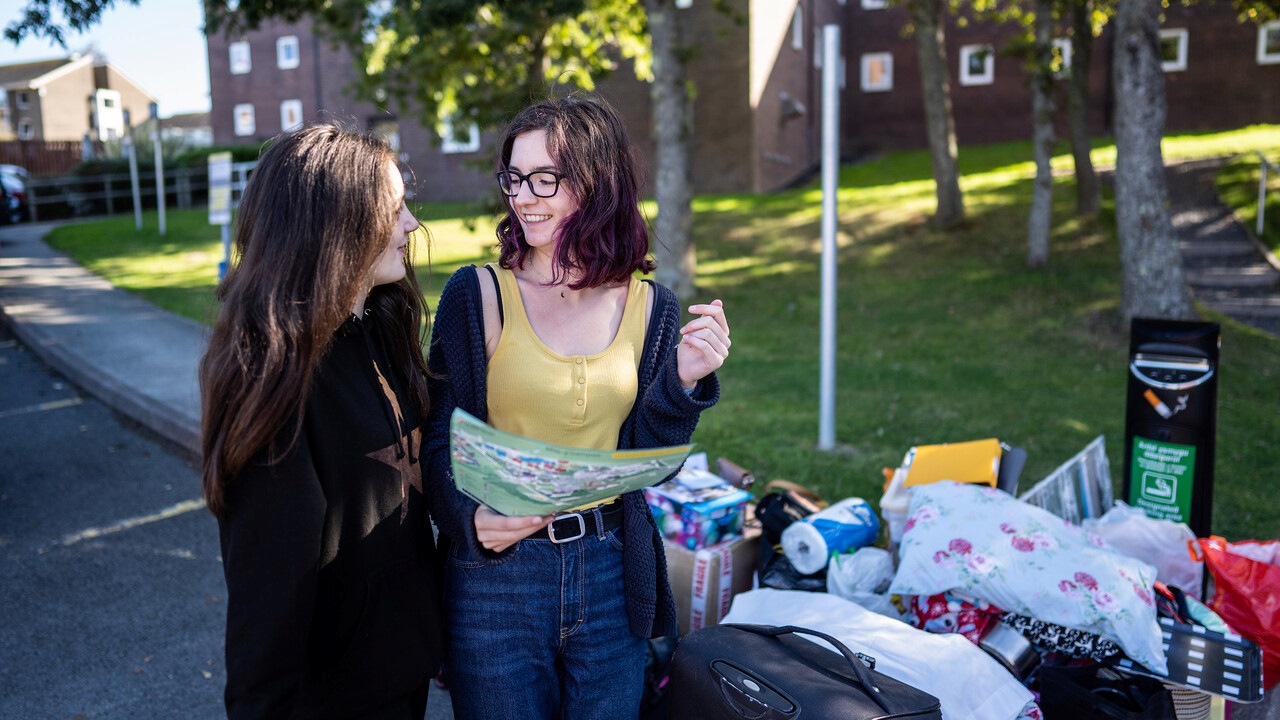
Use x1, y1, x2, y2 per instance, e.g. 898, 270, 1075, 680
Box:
895, 481, 1165, 672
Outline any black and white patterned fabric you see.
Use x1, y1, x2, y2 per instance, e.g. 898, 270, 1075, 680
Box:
1002, 613, 1122, 661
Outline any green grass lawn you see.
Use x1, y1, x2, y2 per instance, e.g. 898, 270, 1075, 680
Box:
45, 126, 1280, 541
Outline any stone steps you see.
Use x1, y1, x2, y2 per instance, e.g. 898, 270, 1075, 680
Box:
1185, 265, 1280, 289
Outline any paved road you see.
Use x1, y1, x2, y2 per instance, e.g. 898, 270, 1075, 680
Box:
0, 322, 456, 719
0, 321, 226, 718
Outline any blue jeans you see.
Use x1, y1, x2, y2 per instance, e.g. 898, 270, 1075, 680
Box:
444, 521, 646, 720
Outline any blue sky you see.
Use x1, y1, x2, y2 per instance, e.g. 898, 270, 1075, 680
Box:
0, 0, 211, 117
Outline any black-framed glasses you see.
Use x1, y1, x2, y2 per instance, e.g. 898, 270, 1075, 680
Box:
496, 169, 563, 198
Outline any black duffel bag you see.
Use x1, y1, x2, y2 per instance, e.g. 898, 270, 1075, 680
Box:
668, 624, 942, 720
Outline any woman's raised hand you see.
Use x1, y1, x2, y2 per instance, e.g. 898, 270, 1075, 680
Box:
676, 299, 730, 390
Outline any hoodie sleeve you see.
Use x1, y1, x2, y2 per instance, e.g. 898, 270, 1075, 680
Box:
218, 432, 325, 720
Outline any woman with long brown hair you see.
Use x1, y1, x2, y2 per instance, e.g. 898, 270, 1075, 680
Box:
200, 123, 442, 719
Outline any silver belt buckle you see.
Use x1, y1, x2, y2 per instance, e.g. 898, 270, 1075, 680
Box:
547, 512, 587, 544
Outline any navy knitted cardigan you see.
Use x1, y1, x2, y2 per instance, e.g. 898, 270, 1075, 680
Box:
423, 266, 719, 639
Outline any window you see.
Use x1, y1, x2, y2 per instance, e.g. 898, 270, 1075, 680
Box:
103, 97, 115, 108
441, 118, 479, 154
280, 100, 303, 131
1052, 37, 1072, 78
229, 41, 252, 75
1258, 20, 1280, 65
16, 91, 30, 109
277, 35, 300, 70
861, 52, 893, 92
791, 7, 804, 51
959, 44, 995, 86
861, 0, 887, 8
17, 119, 33, 139
234, 103, 256, 136
1160, 29, 1188, 72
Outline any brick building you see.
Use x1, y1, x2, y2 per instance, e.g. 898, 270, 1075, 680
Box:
0, 54, 156, 143
203, 1, 1280, 202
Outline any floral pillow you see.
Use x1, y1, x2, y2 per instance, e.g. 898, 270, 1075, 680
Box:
887, 481, 1167, 674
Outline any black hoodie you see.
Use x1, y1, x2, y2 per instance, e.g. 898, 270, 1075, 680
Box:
218, 312, 443, 720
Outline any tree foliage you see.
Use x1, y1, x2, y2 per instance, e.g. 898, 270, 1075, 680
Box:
3, 0, 139, 46
7, 0, 649, 147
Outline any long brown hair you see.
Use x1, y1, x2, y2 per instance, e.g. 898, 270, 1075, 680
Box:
200, 123, 431, 516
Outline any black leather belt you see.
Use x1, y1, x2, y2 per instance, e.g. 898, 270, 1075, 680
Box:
531, 501, 624, 543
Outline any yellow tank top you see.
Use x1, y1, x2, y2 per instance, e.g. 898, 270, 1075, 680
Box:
486, 265, 649, 453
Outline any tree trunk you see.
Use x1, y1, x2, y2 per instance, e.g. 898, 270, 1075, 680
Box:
1027, 0, 1055, 268
910, 0, 965, 228
645, 0, 696, 301
1067, 0, 1100, 217
1112, 0, 1196, 322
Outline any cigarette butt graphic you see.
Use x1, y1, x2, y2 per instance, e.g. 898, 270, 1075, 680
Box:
1144, 389, 1174, 419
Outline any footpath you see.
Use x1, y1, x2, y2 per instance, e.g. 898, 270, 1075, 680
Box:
0, 220, 204, 454
1169, 157, 1280, 336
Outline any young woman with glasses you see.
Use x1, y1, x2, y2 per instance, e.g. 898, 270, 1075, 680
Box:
200, 123, 443, 719
424, 95, 731, 719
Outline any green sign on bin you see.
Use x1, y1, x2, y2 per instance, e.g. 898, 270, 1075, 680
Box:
1127, 435, 1196, 524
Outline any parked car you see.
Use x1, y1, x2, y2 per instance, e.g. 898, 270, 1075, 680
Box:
0, 164, 30, 224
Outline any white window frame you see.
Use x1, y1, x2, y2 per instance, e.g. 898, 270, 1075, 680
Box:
233, 103, 256, 136
17, 119, 33, 139
959, 44, 995, 86
441, 118, 479, 154
861, 0, 887, 8
1160, 28, 1188, 72
791, 7, 804, 51
280, 99, 303, 131
229, 41, 252, 75
860, 52, 893, 92
277, 35, 300, 70
1052, 37, 1073, 78
1258, 20, 1280, 65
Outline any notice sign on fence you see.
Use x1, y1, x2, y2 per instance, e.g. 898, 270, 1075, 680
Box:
208, 152, 232, 226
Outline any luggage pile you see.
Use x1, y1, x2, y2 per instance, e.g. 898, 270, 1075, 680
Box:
649, 439, 1274, 719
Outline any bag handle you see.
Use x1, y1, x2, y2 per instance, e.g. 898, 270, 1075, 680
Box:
724, 624, 893, 715
762, 479, 829, 509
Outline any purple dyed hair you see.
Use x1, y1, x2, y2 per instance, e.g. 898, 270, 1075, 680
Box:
494, 95, 655, 289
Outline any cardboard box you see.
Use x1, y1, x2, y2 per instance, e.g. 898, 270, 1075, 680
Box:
663, 523, 761, 635
646, 469, 752, 550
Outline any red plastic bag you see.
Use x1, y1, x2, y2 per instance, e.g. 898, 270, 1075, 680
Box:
1192, 536, 1280, 690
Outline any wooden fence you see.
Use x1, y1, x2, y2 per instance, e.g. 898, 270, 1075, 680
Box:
0, 139, 105, 176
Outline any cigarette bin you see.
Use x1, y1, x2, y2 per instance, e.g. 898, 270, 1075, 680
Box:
1122, 319, 1219, 538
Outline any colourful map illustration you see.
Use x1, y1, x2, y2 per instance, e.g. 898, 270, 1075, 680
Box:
450, 408, 694, 516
